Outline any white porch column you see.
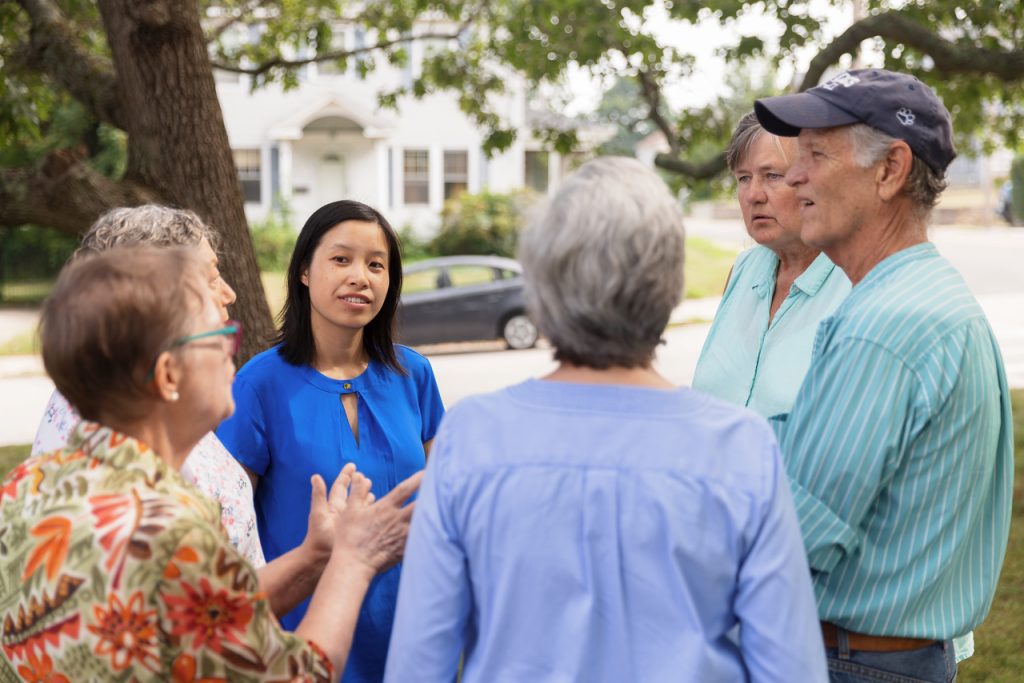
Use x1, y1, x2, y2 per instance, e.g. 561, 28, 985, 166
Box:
548, 152, 562, 194
375, 139, 389, 209
430, 143, 444, 212
278, 139, 294, 204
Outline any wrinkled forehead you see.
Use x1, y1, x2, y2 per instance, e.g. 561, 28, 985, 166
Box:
737, 132, 797, 170
796, 126, 850, 150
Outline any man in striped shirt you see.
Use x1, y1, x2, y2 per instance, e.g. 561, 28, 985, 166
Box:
753, 69, 1014, 682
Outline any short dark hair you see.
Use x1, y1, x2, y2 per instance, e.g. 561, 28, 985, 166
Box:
276, 200, 405, 373
41, 246, 207, 422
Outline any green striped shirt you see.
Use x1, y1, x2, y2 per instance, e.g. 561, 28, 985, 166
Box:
773, 242, 1014, 639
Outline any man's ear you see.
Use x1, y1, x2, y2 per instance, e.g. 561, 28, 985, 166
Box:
876, 140, 914, 202
151, 351, 183, 403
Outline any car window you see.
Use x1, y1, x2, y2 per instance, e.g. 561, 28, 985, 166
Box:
404, 267, 445, 294
496, 268, 519, 280
447, 265, 496, 288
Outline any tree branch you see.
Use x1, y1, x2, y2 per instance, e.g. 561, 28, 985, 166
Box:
801, 11, 1024, 90
0, 155, 157, 236
636, 69, 680, 155
653, 152, 727, 180
204, 1, 270, 43
211, 28, 469, 76
13, 0, 125, 129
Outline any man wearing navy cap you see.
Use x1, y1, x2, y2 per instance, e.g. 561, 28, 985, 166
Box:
755, 69, 1013, 682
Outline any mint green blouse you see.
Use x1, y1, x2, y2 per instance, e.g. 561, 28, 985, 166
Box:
692, 246, 851, 418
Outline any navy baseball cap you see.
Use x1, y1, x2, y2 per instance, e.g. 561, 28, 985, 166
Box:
754, 69, 956, 175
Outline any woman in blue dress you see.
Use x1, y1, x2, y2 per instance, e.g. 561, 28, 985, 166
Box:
218, 200, 445, 683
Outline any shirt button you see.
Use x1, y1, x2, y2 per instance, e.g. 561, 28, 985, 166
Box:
343, 382, 352, 390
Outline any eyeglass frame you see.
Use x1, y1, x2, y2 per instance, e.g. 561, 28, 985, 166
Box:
146, 320, 242, 382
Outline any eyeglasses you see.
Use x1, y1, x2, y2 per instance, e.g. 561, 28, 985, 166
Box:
146, 320, 242, 382
170, 320, 242, 356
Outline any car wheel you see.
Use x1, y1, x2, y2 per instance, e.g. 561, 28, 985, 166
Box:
502, 314, 538, 350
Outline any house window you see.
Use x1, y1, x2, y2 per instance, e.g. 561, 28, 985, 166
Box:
444, 150, 469, 201
318, 28, 345, 76
525, 151, 549, 193
403, 150, 430, 205
234, 149, 261, 203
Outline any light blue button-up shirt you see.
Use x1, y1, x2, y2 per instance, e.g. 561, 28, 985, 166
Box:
693, 247, 850, 418
385, 380, 827, 682
773, 243, 1014, 639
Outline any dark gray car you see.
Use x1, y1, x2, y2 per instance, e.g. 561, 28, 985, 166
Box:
397, 255, 539, 349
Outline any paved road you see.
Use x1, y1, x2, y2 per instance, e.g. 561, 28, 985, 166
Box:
1, 223, 1021, 446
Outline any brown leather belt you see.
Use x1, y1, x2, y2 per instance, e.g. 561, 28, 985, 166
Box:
821, 622, 938, 652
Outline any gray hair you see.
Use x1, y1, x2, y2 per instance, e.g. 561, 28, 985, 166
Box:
846, 124, 947, 217
77, 205, 217, 256
726, 111, 767, 172
517, 156, 685, 369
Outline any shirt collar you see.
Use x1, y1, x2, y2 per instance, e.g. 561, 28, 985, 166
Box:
857, 242, 938, 291
750, 251, 779, 299
750, 250, 840, 299
791, 251, 840, 296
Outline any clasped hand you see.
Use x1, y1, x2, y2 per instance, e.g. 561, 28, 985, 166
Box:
303, 463, 423, 575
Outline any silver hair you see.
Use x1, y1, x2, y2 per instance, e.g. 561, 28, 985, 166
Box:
726, 112, 792, 181
77, 205, 216, 256
517, 156, 686, 369
846, 124, 947, 217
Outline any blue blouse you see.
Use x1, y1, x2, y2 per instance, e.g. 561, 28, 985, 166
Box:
385, 379, 827, 682
217, 344, 444, 683
692, 247, 851, 417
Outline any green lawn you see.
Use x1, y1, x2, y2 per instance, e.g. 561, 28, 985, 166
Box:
684, 236, 738, 299
959, 388, 1024, 682
0, 328, 38, 356
0, 279, 55, 306
0, 394, 1020, 677
261, 270, 288, 324
0, 444, 29, 479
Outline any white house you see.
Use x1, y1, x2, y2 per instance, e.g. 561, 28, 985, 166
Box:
214, 25, 605, 234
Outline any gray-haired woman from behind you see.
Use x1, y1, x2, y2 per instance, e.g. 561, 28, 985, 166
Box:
384, 156, 827, 682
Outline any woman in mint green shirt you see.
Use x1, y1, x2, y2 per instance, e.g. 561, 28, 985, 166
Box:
692, 112, 850, 418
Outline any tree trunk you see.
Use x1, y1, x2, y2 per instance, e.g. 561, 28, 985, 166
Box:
96, 0, 274, 362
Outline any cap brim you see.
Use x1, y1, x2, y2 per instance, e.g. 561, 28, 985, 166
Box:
754, 92, 860, 137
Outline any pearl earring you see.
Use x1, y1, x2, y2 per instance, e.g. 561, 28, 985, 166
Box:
169, 391, 180, 402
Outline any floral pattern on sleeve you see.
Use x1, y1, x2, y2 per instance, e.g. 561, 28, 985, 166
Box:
0, 423, 330, 682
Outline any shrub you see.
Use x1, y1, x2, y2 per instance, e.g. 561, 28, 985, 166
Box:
0, 226, 79, 303
430, 189, 538, 258
397, 225, 435, 262
250, 203, 296, 271
1011, 155, 1024, 226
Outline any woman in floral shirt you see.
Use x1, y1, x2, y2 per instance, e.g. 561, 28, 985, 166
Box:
32, 205, 264, 565
1, 246, 419, 681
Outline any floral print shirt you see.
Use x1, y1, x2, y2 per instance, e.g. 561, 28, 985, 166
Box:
0, 422, 331, 682
32, 391, 265, 567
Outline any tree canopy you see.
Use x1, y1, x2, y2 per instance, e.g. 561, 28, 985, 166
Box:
2, 0, 1023, 357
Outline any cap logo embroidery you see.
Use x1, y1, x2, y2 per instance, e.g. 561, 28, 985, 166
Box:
896, 108, 916, 126
821, 73, 861, 90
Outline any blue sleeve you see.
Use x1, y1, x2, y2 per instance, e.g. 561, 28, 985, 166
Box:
216, 374, 272, 476
404, 347, 445, 442
735, 436, 829, 682
384, 419, 468, 682
776, 337, 922, 573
